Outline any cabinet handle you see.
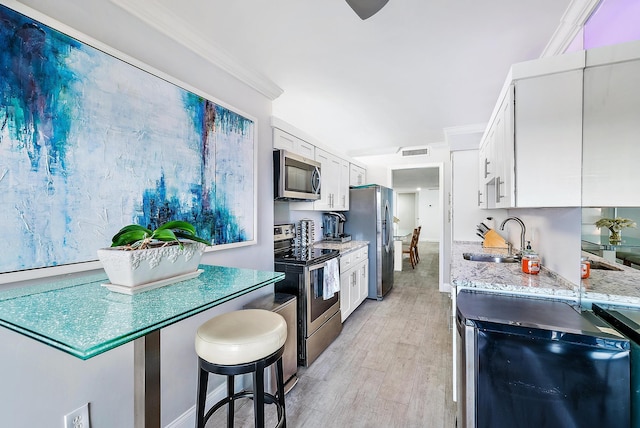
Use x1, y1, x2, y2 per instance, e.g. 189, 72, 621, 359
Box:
477, 190, 483, 206
484, 158, 490, 178
495, 177, 504, 203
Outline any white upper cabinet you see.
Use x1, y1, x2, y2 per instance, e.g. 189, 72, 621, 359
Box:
479, 51, 584, 208
273, 128, 315, 159
312, 149, 350, 211
514, 69, 583, 207
480, 86, 515, 209
477, 143, 487, 208
349, 164, 366, 187
314, 149, 340, 210
338, 158, 350, 210
278, 131, 351, 211
582, 42, 640, 207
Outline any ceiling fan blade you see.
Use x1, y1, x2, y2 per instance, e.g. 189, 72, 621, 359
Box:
345, 0, 389, 20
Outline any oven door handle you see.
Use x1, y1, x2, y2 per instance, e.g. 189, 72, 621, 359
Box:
308, 260, 327, 272
309, 260, 327, 299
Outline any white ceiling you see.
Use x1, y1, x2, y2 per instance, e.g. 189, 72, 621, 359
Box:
115, 0, 575, 157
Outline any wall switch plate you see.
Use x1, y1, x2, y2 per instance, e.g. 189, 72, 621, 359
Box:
64, 403, 90, 428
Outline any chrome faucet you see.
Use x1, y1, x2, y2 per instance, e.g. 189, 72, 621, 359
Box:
499, 217, 526, 256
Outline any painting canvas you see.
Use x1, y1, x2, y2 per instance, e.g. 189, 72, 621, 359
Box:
0, 4, 256, 274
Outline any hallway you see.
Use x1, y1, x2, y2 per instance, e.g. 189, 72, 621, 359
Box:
208, 242, 456, 427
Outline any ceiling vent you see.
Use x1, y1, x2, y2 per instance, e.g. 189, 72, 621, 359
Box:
401, 147, 430, 157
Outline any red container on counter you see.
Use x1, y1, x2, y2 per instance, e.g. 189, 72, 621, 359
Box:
581, 258, 591, 279
522, 253, 540, 275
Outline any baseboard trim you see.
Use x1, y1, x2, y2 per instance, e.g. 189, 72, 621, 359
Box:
166, 376, 247, 428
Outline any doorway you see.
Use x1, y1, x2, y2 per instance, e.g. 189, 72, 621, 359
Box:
391, 164, 444, 287
391, 166, 441, 243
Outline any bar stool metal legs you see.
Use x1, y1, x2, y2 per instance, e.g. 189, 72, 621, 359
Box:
195, 309, 288, 428
195, 346, 287, 428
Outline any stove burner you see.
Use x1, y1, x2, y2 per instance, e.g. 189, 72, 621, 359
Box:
274, 247, 338, 266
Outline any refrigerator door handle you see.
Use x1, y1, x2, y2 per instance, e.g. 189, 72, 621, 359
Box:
383, 200, 392, 252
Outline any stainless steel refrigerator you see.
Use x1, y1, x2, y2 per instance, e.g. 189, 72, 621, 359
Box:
344, 185, 394, 300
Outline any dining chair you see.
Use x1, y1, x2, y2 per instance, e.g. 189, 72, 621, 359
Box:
402, 228, 419, 269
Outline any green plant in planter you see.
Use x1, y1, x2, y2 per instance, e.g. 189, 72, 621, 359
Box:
111, 220, 210, 250
595, 217, 637, 233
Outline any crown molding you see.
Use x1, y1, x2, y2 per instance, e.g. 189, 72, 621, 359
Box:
540, 0, 601, 57
109, 0, 283, 100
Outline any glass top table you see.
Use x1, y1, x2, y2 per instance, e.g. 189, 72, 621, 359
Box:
582, 234, 640, 251
0, 264, 285, 427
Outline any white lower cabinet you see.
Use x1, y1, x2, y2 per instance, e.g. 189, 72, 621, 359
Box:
339, 246, 369, 322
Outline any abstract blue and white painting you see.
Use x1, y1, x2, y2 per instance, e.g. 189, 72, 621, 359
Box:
0, 5, 255, 274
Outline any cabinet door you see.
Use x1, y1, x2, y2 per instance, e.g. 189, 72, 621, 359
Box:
358, 260, 368, 305
350, 269, 360, 311
477, 143, 488, 208
273, 128, 315, 158
339, 268, 354, 322
484, 121, 500, 208
295, 140, 315, 159
494, 87, 514, 208
514, 70, 582, 207
336, 158, 350, 210
484, 124, 496, 184
583, 59, 640, 206
273, 128, 296, 152
339, 269, 351, 322
350, 164, 366, 187
314, 149, 338, 210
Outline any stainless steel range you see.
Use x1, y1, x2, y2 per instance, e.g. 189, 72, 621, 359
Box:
273, 223, 342, 367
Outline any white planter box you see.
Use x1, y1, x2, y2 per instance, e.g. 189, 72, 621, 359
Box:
97, 242, 206, 287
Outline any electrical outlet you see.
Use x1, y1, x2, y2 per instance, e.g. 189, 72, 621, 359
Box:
64, 403, 90, 428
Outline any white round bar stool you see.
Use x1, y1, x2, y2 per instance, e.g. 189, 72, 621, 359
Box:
195, 309, 288, 428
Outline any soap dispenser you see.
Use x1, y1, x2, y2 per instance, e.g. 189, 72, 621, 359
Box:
521, 241, 540, 275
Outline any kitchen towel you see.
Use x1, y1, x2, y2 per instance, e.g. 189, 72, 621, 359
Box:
323, 258, 340, 300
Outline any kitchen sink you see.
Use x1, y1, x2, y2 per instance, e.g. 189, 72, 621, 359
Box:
463, 253, 518, 263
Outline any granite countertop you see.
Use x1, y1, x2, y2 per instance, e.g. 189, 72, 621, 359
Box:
581, 251, 640, 306
451, 242, 579, 300
314, 240, 369, 255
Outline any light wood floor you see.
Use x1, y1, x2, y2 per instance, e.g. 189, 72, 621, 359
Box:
207, 242, 456, 427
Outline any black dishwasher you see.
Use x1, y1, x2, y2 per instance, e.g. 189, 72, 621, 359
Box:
592, 303, 640, 428
457, 290, 630, 428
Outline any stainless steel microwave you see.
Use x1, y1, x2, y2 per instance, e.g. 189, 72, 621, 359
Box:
273, 149, 321, 201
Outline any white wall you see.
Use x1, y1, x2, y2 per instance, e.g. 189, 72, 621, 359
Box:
500, 208, 582, 285
364, 164, 392, 187
419, 188, 441, 241
1, 1, 275, 426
